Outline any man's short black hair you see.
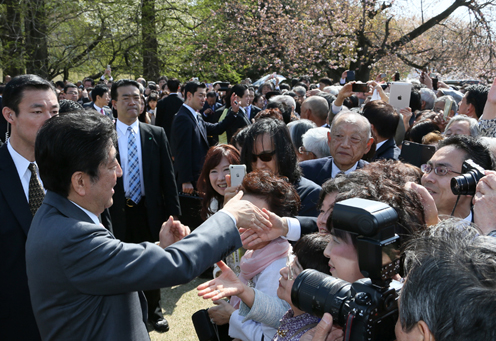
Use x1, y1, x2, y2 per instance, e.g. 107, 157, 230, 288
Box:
437, 135, 494, 171
83, 77, 95, 87
299, 75, 311, 84
465, 84, 489, 118
3, 74, 55, 115
59, 99, 84, 114
64, 83, 77, 94
319, 77, 333, 86
92, 84, 109, 102
110, 79, 140, 101
55, 81, 65, 89
206, 91, 217, 98
35, 111, 116, 197
362, 100, 399, 140
184, 81, 206, 99
167, 78, 180, 93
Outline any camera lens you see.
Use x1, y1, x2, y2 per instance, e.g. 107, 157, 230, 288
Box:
291, 269, 351, 326
451, 172, 479, 195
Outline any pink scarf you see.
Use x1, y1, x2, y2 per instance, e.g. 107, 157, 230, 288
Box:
230, 237, 290, 309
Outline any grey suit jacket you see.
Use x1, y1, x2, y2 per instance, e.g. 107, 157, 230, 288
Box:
26, 191, 241, 341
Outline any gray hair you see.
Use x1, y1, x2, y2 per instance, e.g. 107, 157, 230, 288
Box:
303, 96, 329, 121
435, 95, 459, 114
444, 114, 479, 137
419, 88, 436, 110
293, 86, 306, 97
323, 86, 340, 96
270, 95, 296, 111
302, 127, 331, 158
287, 119, 317, 150
331, 111, 372, 139
479, 137, 496, 159
400, 219, 496, 340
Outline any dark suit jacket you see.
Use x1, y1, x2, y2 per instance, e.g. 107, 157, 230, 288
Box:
109, 122, 180, 241
372, 138, 401, 161
299, 156, 368, 186
26, 191, 242, 341
170, 105, 236, 189
155, 94, 183, 141
0, 144, 41, 340
294, 177, 321, 217
222, 107, 251, 144
83, 102, 114, 121
246, 105, 261, 121
200, 102, 222, 120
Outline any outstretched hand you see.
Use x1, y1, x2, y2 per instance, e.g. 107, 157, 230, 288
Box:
223, 191, 272, 233
197, 261, 245, 300
240, 208, 288, 249
158, 216, 190, 248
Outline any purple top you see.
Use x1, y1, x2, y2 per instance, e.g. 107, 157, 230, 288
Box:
272, 309, 320, 341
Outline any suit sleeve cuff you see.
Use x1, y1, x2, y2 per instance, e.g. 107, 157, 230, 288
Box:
219, 209, 237, 227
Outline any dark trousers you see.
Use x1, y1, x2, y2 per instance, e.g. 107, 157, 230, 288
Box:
124, 197, 163, 322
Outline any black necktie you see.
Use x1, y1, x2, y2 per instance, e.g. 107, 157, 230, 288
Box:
28, 163, 45, 215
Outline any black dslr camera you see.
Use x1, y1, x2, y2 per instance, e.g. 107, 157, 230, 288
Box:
291, 198, 401, 341
451, 159, 485, 196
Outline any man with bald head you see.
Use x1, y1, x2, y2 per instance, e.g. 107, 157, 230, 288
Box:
300, 96, 329, 127
299, 111, 373, 186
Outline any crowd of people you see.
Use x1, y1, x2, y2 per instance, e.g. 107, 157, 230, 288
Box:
1, 70, 496, 341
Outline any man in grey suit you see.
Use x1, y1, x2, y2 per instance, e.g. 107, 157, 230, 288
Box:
26, 112, 270, 341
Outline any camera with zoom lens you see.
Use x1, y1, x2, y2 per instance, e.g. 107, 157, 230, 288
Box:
451, 159, 485, 196
291, 198, 402, 341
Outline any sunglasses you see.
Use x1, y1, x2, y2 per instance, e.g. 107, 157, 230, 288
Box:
252, 150, 276, 163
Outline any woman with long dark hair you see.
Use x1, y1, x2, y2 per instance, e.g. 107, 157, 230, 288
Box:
241, 118, 321, 217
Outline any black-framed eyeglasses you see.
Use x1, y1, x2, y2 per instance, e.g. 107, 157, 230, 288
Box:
421, 164, 462, 176
252, 150, 276, 163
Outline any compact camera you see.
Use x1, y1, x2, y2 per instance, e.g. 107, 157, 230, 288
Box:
291, 198, 401, 341
451, 159, 485, 196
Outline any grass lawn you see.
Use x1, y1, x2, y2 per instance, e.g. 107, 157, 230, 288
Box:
150, 277, 214, 341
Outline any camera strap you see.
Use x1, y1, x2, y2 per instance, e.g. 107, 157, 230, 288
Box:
344, 313, 354, 341
451, 194, 462, 216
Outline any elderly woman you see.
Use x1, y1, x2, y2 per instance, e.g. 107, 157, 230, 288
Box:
199, 170, 300, 341
241, 118, 321, 217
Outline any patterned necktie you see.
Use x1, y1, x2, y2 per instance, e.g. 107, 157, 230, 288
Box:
28, 163, 45, 216
127, 126, 141, 204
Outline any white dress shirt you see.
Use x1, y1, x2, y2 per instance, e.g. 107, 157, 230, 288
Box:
70, 200, 100, 225
331, 159, 358, 178
7, 141, 44, 201
116, 119, 145, 197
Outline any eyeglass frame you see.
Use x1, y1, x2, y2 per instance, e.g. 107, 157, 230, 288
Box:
251, 150, 276, 163
287, 253, 303, 281
420, 163, 462, 176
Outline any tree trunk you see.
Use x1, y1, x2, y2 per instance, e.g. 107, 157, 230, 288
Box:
142, 0, 159, 82
1, 0, 24, 77
24, 0, 49, 78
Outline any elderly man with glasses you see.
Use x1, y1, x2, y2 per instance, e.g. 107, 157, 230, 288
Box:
420, 135, 494, 220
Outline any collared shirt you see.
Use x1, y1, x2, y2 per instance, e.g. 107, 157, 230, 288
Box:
70, 200, 100, 225
375, 140, 387, 150
464, 210, 473, 223
116, 119, 145, 196
93, 103, 104, 114
245, 105, 252, 120
183, 103, 200, 123
331, 160, 358, 178
7, 140, 44, 201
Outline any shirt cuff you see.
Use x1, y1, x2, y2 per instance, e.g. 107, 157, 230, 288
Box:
340, 78, 346, 85
285, 217, 301, 241
332, 102, 343, 115
219, 209, 237, 226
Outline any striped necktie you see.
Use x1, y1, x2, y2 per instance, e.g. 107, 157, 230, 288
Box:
127, 126, 141, 204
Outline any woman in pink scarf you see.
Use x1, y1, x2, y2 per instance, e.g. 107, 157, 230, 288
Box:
199, 170, 300, 341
